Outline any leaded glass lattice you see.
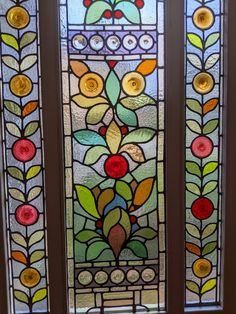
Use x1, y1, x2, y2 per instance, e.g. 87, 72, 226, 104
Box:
60, 0, 166, 312
185, 0, 224, 306
0, 0, 49, 312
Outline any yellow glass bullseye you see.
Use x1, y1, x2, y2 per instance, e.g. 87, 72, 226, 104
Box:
80, 73, 103, 97
193, 72, 214, 94
122, 72, 145, 96
193, 258, 212, 278
7, 6, 30, 29
20, 267, 41, 288
10, 75, 32, 97
193, 7, 214, 30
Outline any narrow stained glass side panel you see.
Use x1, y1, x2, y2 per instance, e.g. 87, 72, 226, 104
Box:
185, 0, 224, 306
0, 1, 49, 313
60, 0, 166, 312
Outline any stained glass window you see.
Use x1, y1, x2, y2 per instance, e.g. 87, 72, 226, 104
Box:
60, 0, 166, 312
185, 0, 224, 306
0, 0, 49, 312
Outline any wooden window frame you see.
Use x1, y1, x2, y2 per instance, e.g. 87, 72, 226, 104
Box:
0, 0, 236, 313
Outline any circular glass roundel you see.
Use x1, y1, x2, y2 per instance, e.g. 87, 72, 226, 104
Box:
7, 6, 30, 29
123, 35, 138, 51
20, 267, 41, 288
191, 135, 213, 159
127, 269, 140, 283
94, 271, 109, 285
107, 35, 121, 51
72, 34, 88, 50
90, 35, 104, 51
78, 271, 93, 286
141, 268, 156, 283
193, 72, 214, 94
193, 7, 214, 30
122, 72, 146, 96
110, 269, 125, 284
139, 34, 154, 50
10, 74, 32, 97
80, 73, 104, 97
192, 258, 212, 278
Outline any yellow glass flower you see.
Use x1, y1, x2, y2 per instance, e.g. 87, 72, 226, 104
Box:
10, 75, 32, 97
20, 267, 41, 288
193, 7, 214, 30
122, 72, 145, 96
193, 72, 214, 94
193, 258, 212, 278
80, 73, 103, 98
7, 6, 30, 29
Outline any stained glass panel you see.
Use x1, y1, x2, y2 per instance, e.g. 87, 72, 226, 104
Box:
0, 0, 49, 312
185, 0, 224, 306
60, 0, 166, 312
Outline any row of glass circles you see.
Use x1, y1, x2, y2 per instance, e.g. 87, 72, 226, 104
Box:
72, 33, 154, 52
192, 6, 216, 95
78, 267, 156, 286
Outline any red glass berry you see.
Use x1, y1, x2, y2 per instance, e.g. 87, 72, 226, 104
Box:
191, 136, 213, 159
96, 219, 103, 229
83, 0, 92, 7
103, 10, 112, 19
114, 10, 123, 19
15, 205, 39, 226
191, 197, 214, 220
104, 155, 129, 179
12, 139, 36, 162
130, 215, 137, 224
135, 0, 144, 9
99, 126, 107, 136
121, 126, 128, 135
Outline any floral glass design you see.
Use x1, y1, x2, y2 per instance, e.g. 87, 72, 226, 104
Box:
60, 0, 166, 312
0, 0, 49, 312
185, 0, 224, 306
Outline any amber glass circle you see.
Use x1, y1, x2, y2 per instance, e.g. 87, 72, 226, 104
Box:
7, 6, 30, 29
20, 267, 41, 288
80, 73, 103, 97
122, 72, 145, 96
10, 75, 32, 97
193, 258, 212, 278
193, 72, 214, 94
193, 7, 214, 30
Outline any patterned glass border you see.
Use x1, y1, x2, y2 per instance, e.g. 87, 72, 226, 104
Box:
185, 0, 224, 306
59, 0, 166, 312
0, 0, 49, 313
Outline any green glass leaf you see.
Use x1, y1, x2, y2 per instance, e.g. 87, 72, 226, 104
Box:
14, 290, 29, 305
20, 32, 37, 49
32, 288, 47, 304
203, 119, 218, 135
186, 120, 201, 134
132, 227, 157, 240
186, 161, 201, 177
119, 209, 131, 239
76, 230, 101, 243
6, 123, 21, 137
86, 241, 111, 260
201, 278, 216, 295
186, 223, 200, 239
186, 280, 200, 295
202, 224, 217, 239
4, 101, 21, 116
75, 185, 100, 218
84, 146, 109, 165
27, 186, 42, 201
7, 167, 24, 181
29, 230, 44, 247
115, 181, 132, 201
122, 128, 156, 145
187, 53, 202, 69
9, 188, 25, 202
187, 33, 203, 50
205, 53, 220, 70
202, 181, 217, 195
30, 250, 45, 264
186, 183, 200, 196
105, 70, 121, 106
2, 56, 19, 71
117, 103, 138, 126
202, 241, 217, 256
186, 99, 202, 115
86, 104, 110, 125
121, 94, 155, 110
85, 1, 112, 24
24, 121, 39, 137
205, 33, 220, 49
74, 130, 106, 146
1, 34, 19, 51
126, 240, 148, 258
26, 165, 41, 180
203, 162, 218, 176
115, 2, 141, 23
103, 208, 121, 237
72, 95, 108, 108
20, 55, 37, 72
11, 233, 27, 248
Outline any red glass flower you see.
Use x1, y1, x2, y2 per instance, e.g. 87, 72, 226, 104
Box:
191, 197, 214, 220
12, 139, 36, 162
104, 155, 129, 179
191, 136, 213, 158
15, 204, 39, 226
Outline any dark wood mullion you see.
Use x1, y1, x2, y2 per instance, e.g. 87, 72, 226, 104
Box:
38, 1, 68, 314
166, 0, 185, 313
